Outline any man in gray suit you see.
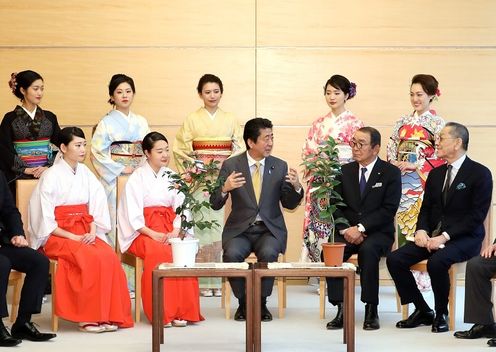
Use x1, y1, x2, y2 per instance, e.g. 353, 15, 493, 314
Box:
210, 117, 303, 322
454, 241, 496, 346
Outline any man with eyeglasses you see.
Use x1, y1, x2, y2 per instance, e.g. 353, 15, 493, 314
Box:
387, 122, 492, 334
325, 126, 401, 331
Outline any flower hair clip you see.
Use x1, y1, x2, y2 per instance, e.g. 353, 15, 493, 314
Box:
8, 72, 17, 93
435, 88, 441, 97
348, 82, 357, 99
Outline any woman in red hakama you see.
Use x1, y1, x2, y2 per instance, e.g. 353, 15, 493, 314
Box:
118, 131, 203, 326
29, 127, 133, 332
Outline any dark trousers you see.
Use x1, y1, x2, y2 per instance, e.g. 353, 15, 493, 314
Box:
0, 245, 49, 319
326, 232, 392, 305
387, 241, 475, 314
464, 254, 496, 325
222, 223, 281, 304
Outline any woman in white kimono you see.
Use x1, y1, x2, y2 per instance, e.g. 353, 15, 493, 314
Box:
118, 132, 203, 326
173, 74, 244, 297
91, 74, 150, 245
29, 127, 133, 332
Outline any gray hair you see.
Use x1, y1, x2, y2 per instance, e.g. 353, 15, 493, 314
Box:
445, 122, 469, 151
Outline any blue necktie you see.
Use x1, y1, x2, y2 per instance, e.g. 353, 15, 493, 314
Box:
360, 167, 367, 195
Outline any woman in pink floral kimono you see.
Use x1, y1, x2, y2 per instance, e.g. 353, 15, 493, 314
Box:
301, 75, 364, 262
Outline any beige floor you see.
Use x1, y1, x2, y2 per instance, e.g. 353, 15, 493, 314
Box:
2, 285, 489, 352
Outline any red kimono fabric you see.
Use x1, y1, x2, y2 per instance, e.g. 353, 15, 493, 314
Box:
43, 204, 133, 327
127, 206, 203, 324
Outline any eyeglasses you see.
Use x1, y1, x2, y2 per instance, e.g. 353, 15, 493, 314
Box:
349, 140, 370, 150
435, 135, 458, 143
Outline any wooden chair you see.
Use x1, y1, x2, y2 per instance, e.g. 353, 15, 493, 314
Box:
7, 271, 24, 322
402, 208, 493, 330
319, 229, 401, 319
16, 179, 59, 331
116, 175, 143, 323
222, 252, 287, 319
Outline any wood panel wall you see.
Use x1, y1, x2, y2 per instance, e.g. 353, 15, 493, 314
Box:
1, 0, 495, 262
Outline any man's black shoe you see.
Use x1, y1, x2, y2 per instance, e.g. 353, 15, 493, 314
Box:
261, 304, 272, 322
488, 338, 496, 347
234, 305, 246, 321
363, 303, 380, 330
454, 323, 496, 339
326, 303, 343, 330
11, 322, 56, 342
431, 313, 449, 333
396, 308, 434, 328
0, 325, 21, 347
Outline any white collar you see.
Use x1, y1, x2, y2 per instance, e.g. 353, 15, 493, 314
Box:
359, 156, 378, 171
449, 154, 466, 170
21, 105, 37, 119
247, 152, 265, 168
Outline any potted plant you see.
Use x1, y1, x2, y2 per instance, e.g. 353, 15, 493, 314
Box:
301, 136, 349, 266
164, 159, 224, 266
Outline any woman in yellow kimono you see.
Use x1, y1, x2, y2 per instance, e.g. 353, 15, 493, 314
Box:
173, 74, 244, 297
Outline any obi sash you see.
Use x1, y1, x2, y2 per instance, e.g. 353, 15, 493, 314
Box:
397, 125, 436, 164
54, 204, 94, 235
143, 206, 176, 234
110, 140, 144, 171
192, 138, 232, 165
13, 137, 51, 168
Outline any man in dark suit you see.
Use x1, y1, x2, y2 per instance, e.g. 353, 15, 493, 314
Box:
210, 117, 303, 322
453, 242, 496, 346
387, 122, 493, 333
0, 170, 56, 346
325, 127, 401, 331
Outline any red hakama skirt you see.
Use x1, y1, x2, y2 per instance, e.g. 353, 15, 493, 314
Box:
127, 206, 203, 324
43, 204, 133, 327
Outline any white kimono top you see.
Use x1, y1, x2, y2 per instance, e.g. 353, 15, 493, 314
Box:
117, 162, 186, 253
28, 157, 111, 249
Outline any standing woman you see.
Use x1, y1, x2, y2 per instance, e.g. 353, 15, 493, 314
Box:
29, 127, 133, 332
91, 74, 150, 245
173, 74, 244, 297
0, 70, 60, 197
387, 74, 444, 290
301, 75, 364, 263
118, 132, 203, 326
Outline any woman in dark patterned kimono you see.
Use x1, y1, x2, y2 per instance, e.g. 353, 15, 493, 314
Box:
0, 70, 60, 198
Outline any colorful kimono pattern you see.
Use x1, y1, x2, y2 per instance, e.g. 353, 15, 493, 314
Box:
28, 158, 133, 327
173, 107, 244, 289
301, 110, 364, 262
387, 110, 445, 244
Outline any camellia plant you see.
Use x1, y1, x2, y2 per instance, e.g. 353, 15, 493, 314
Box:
165, 159, 225, 236
301, 136, 349, 243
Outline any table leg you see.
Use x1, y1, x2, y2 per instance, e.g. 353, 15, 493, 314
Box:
253, 272, 261, 352
158, 278, 164, 343
344, 275, 355, 352
152, 273, 160, 352
245, 274, 253, 352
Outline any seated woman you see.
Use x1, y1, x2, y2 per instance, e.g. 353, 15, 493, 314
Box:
117, 131, 203, 327
28, 127, 133, 333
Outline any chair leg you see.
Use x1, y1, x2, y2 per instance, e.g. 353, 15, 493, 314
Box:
224, 280, 231, 320
135, 260, 142, 323
395, 291, 402, 313
283, 277, 287, 308
277, 277, 284, 319
221, 278, 226, 308
50, 262, 59, 332
448, 267, 456, 330
9, 275, 23, 323
402, 304, 409, 320
319, 277, 326, 319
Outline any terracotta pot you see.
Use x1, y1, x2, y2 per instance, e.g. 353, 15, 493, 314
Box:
321, 242, 346, 267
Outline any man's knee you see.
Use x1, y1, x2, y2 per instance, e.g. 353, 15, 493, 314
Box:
256, 247, 279, 263
222, 246, 248, 262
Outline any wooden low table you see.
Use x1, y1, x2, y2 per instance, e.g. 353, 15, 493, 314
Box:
152, 263, 253, 352
253, 263, 356, 352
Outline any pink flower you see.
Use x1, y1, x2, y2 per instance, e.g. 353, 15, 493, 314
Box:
203, 191, 210, 197
183, 173, 192, 183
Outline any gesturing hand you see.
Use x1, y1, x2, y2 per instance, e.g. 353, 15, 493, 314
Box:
222, 171, 246, 193
285, 167, 302, 190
